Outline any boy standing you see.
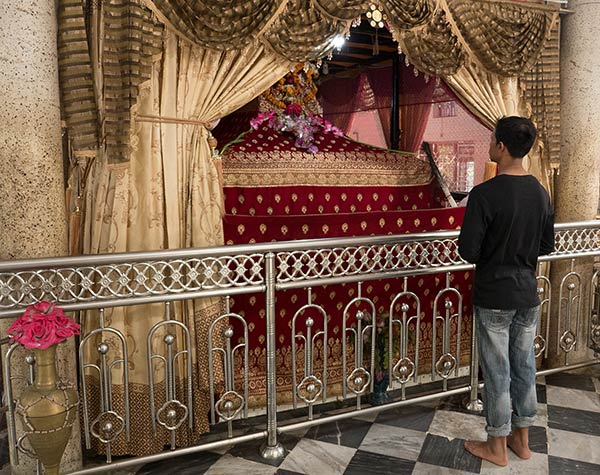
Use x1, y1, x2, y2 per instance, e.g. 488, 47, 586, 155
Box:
458, 116, 554, 466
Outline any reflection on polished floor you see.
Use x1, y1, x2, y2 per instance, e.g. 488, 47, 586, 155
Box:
131, 367, 600, 475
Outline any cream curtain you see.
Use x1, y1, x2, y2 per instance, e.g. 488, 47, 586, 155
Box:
443, 60, 552, 305
444, 61, 551, 193
81, 30, 292, 456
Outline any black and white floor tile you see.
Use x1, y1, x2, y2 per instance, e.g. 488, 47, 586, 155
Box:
132, 366, 600, 475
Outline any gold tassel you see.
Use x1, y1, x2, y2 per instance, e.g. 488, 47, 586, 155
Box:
208, 132, 226, 216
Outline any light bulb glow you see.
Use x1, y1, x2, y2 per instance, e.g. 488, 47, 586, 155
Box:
332, 35, 345, 50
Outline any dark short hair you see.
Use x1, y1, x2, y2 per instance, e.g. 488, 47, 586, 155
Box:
494, 116, 537, 158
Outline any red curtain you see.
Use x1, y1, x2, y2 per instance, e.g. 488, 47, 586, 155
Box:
399, 67, 436, 153
319, 71, 393, 140
318, 73, 363, 134
319, 60, 437, 152
365, 67, 393, 148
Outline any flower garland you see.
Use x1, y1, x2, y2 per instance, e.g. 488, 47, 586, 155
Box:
263, 64, 319, 111
250, 104, 343, 154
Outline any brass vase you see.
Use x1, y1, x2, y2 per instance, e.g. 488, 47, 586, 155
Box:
16, 344, 78, 475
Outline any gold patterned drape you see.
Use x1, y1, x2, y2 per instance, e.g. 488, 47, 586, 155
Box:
58, 0, 163, 165
522, 21, 561, 180
79, 29, 292, 456
144, 0, 352, 61
444, 60, 551, 193
396, 6, 465, 77
140, 0, 558, 76
445, 0, 557, 76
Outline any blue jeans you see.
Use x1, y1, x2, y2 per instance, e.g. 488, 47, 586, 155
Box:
475, 305, 539, 437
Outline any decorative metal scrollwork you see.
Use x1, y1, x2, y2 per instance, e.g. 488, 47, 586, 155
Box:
435, 353, 457, 379
392, 357, 416, 384
589, 270, 600, 353
215, 391, 245, 421
147, 302, 194, 450
277, 237, 464, 284
431, 273, 462, 391
388, 277, 421, 399
156, 399, 189, 431
296, 375, 323, 404
208, 297, 249, 438
533, 335, 546, 358
346, 367, 371, 394
591, 323, 600, 350
90, 410, 126, 444
80, 308, 130, 463
0, 253, 265, 310
291, 288, 328, 419
15, 435, 36, 461
535, 271, 551, 359
342, 284, 376, 410
559, 330, 577, 353
557, 262, 582, 364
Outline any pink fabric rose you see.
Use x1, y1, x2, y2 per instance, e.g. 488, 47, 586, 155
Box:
8, 301, 80, 349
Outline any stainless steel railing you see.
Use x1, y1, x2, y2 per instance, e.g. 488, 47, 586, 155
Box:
0, 220, 598, 474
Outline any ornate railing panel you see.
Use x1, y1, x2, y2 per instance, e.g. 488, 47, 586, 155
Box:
0, 221, 598, 473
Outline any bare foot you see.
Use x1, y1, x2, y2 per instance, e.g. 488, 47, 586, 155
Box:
464, 440, 508, 467
507, 430, 531, 460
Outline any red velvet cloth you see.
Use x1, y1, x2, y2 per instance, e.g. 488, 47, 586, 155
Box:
224, 183, 446, 219
224, 208, 462, 243
221, 120, 471, 403
221, 123, 437, 196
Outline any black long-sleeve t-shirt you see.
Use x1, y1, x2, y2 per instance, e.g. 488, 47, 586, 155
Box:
458, 174, 554, 310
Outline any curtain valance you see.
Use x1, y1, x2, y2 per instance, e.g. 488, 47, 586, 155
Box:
58, 0, 558, 164
143, 0, 558, 76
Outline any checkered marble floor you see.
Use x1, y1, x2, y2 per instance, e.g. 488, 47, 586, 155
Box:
133, 367, 600, 475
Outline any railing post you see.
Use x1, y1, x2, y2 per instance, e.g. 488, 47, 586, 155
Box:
260, 253, 285, 460
465, 312, 483, 412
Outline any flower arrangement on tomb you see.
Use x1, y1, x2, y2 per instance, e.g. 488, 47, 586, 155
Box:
250, 103, 343, 153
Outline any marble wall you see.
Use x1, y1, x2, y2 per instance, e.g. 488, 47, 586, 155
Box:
550, 1, 600, 366
0, 0, 82, 473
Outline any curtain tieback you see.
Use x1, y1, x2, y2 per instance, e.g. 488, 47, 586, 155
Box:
135, 114, 209, 127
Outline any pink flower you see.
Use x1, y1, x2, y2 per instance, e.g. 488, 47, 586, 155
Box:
249, 111, 275, 130
285, 103, 302, 117
8, 301, 80, 349
323, 120, 343, 137
251, 108, 341, 154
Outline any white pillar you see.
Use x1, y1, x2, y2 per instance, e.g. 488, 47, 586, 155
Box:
550, 1, 600, 365
0, 0, 82, 472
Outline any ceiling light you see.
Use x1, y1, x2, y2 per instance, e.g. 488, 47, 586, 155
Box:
332, 35, 345, 51
366, 4, 386, 29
